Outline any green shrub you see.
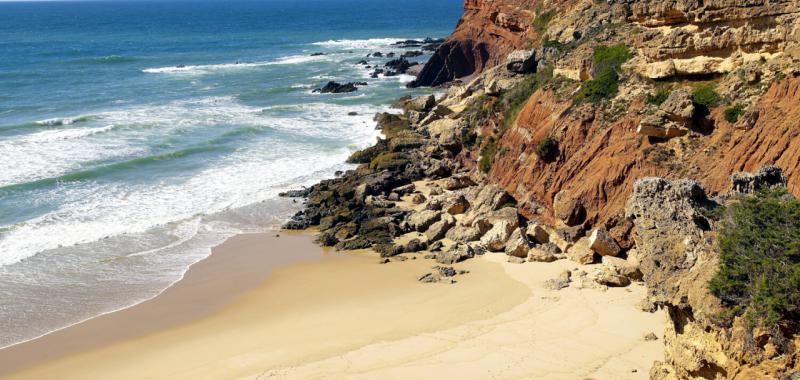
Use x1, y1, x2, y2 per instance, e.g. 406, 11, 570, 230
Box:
542, 39, 571, 52
533, 10, 555, 34
692, 86, 721, 108
592, 44, 632, 74
479, 138, 497, 173
536, 137, 558, 161
574, 44, 631, 103
646, 89, 670, 106
709, 188, 800, 329
724, 104, 745, 123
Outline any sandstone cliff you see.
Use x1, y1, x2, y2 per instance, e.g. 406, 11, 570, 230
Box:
285, 0, 800, 378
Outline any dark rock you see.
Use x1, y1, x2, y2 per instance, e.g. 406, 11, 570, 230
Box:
313, 81, 358, 94
279, 188, 310, 198
409, 39, 487, 88
310, 52, 326, 56
401, 51, 423, 58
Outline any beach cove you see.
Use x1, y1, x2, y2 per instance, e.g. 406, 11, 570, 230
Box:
0, 229, 663, 379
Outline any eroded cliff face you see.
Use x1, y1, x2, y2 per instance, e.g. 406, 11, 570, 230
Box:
626, 175, 800, 380
489, 76, 800, 225
408, 0, 800, 378
410, 0, 538, 87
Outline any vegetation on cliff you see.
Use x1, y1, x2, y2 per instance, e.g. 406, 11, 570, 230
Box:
574, 44, 631, 103
710, 188, 800, 328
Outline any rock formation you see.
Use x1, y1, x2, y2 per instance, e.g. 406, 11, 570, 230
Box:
287, 0, 800, 377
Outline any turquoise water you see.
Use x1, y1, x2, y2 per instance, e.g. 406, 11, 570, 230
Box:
0, 0, 461, 347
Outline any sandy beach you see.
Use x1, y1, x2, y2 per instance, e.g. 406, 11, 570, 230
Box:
0, 230, 663, 380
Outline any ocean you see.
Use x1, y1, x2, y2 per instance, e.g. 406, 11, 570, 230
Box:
0, 0, 462, 348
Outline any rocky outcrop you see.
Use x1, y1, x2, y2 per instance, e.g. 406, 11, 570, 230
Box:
409, 0, 538, 87
626, 174, 799, 380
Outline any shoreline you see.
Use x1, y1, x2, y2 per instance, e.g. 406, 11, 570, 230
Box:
0, 230, 538, 379
0, 225, 666, 379
0, 231, 325, 377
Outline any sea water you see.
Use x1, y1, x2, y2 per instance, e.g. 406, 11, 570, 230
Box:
0, 0, 461, 348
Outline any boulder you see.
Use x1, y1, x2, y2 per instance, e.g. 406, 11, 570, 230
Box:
587, 228, 621, 257
543, 270, 572, 290
504, 230, 530, 258
402, 238, 427, 253
412, 193, 427, 205
601, 256, 642, 281
527, 247, 559, 263
425, 213, 455, 241
594, 269, 631, 287
445, 195, 470, 215
660, 89, 695, 123
506, 50, 537, 74
446, 225, 483, 243
313, 81, 360, 94
443, 176, 476, 191
553, 190, 586, 226
637, 113, 689, 139
508, 256, 526, 264
403, 95, 435, 113
565, 237, 595, 264
408, 210, 442, 232
526, 223, 550, 244
480, 220, 517, 252
436, 243, 474, 264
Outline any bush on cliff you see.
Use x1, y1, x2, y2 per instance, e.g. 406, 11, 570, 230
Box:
536, 137, 558, 162
724, 104, 745, 123
479, 137, 497, 173
574, 44, 631, 103
533, 4, 555, 34
692, 86, 721, 109
709, 188, 800, 329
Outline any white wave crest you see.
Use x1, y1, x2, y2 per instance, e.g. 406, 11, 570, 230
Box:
311, 37, 416, 50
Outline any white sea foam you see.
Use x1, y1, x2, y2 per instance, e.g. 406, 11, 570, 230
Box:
312, 37, 416, 50
142, 54, 334, 75
35, 116, 91, 126
0, 98, 384, 267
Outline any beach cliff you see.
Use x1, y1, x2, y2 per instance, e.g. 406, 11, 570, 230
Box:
284, 0, 800, 378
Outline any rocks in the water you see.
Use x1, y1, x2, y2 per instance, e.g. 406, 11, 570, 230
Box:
587, 228, 621, 257
506, 50, 537, 74
278, 188, 310, 198
313, 81, 362, 94
402, 50, 423, 58
370, 52, 383, 58
310, 52, 326, 56
436, 243, 474, 264
385, 57, 417, 74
